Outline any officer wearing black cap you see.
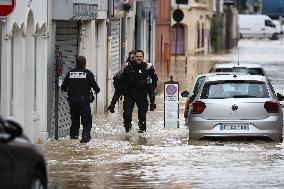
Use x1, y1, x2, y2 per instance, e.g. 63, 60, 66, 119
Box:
61, 56, 100, 143
122, 49, 158, 133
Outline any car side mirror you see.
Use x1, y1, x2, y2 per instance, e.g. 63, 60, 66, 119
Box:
181, 91, 189, 97
277, 93, 284, 101
5, 120, 23, 140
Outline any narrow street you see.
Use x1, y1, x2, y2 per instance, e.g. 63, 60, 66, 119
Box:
41, 39, 284, 189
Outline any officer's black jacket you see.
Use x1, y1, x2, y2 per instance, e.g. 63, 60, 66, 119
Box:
122, 62, 158, 98
61, 67, 100, 96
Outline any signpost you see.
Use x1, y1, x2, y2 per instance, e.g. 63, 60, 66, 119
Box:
54, 46, 63, 140
0, 0, 15, 18
164, 76, 179, 128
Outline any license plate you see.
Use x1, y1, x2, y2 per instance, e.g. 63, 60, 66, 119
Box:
220, 124, 250, 130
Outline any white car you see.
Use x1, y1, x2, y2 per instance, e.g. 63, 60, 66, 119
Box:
182, 72, 247, 125
209, 63, 266, 76
188, 74, 284, 142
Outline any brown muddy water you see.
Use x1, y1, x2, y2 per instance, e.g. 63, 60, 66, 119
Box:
41, 39, 284, 189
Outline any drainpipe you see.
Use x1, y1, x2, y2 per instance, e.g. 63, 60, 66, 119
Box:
121, 11, 127, 64
0, 19, 2, 104
106, 0, 112, 111
148, 11, 151, 63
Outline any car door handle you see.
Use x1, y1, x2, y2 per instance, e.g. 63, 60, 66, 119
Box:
261, 28, 265, 30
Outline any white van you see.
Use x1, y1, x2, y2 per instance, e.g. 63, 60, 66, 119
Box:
238, 14, 281, 39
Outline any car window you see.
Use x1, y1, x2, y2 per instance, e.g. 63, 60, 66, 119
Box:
0, 120, 4, 133
247, 68, 265, 76
232, 67, 247, 73
201, 80, 270, 99
193, 76, 206, 95
215, 68, 233, 72
215, 67, 265, 76
267, 80, 276, 96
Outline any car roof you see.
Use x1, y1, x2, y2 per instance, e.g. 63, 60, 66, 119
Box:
205, 74, 267, 82
197, 72, 248, 78
212, 63, 263, 69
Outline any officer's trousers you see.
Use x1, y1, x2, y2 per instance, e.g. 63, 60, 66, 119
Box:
123, 96, 148, 131
68, 96, 92, 140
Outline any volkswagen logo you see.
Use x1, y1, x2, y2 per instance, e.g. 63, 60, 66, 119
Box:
232, 104, 238, 111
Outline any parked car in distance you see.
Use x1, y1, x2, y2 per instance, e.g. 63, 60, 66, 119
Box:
0, 117, 48, 189
209, 63, 266, 76
239, 14, 281, 39
187, 74, 284, 142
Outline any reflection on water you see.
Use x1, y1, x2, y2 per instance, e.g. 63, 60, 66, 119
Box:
41, 39, 284, 189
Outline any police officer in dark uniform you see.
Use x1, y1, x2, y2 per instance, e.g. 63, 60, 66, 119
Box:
122, 50, 158, 133
61, 56, 100, 143
108, 51, 136, 113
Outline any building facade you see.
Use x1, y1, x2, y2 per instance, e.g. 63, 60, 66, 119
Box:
155, 0, 172, 84
0, 0, 156, 141
0, 0, 49, 141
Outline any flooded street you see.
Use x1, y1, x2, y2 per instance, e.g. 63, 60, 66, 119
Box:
42, 39, 284, 189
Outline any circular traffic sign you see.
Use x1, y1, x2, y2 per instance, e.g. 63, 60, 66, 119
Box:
166, 84, 178, 96
0, 0, 16, 18
173, 9, 184, 22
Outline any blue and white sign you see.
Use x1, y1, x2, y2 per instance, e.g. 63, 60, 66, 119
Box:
164, 81, 179, 128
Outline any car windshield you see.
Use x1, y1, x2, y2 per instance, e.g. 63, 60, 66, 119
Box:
201, 80, 270, 99
214, 67, 265, 76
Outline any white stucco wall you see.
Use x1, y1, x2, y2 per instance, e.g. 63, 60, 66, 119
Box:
1, 0, 48, 142
6, 0, 47, 33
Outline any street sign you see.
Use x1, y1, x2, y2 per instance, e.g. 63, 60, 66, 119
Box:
173, 9, 184, 22
164, 79, 179, 128
0, 0, 15, 18
176, 0, 188, 4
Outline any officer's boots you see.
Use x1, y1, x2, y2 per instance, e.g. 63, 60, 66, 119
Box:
138, 122, 146, 133
108, 104, 115, 113
124, 123, 132, 133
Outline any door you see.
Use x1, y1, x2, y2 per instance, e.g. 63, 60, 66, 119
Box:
51, 21, 80, 138
111, 20, 121, 94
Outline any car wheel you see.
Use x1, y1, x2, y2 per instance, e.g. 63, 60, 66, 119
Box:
29, 169, 47, 189
271, 33, 279, 40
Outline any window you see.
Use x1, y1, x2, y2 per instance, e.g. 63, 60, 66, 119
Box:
201, 24, 205, 47
193, 76, 205, 95
215, 68, 233, 72
214, 67, 265, 75
171, 24, 185, 55
197, 22, 200, 48
201, 81, 270, 99
247, 68, 265, 76
265, 20, 276, 28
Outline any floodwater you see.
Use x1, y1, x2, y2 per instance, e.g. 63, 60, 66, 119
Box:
41, 39, 284, 189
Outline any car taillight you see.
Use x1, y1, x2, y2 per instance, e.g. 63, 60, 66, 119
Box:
191, 101, 206, 114
264, 101, 279, 113
185, 99, 193, 110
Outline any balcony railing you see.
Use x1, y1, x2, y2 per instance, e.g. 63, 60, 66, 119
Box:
194, 0, 208, 3
191, 0, 208, 9
53, 0, 107, 20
